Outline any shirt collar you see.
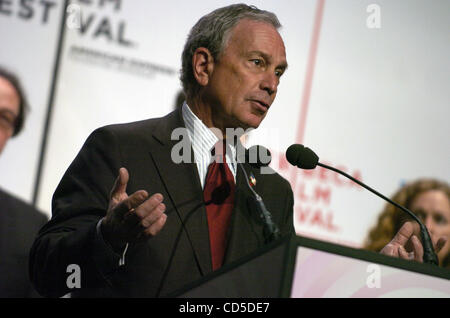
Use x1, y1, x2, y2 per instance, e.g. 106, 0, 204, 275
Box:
182, 102, 237, 163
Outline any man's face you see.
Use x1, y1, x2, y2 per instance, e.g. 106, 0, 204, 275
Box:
205, 19, 287, 130
0, 77, 20, 154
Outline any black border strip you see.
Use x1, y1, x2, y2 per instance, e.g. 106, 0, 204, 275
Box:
32, 0, 69, 206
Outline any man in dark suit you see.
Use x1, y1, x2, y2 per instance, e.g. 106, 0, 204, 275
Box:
30, 4, 294, 297
0, 67, 48, 297
0, 188, 47, 297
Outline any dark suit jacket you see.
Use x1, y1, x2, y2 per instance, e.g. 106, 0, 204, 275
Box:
30, 109, 294, 297
0, 188, 48, 297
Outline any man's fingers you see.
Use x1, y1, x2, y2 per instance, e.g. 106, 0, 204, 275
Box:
129, 211, 168, 240
410, 235, 424, 262
110, 168, 129, 201
134, 193, 164, 219
114, 190, 149, 218
389, 221, 417, 247
127, 202, 166, 238
122, 195, 165, 240
380, 244, 399, 257
398, 246, 411, 260
141, 203, 166, 228
144, 213, 167, 237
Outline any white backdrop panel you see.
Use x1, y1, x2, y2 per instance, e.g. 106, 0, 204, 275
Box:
0, 0, 63, 202
32, 0, 449, 248
36, 0, 314, 214
285, 0, 449, 246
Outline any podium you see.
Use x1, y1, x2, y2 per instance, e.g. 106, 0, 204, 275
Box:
173, 235, 450, 297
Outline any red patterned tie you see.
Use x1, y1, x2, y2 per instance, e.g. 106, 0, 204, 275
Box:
203, 141, 236, 270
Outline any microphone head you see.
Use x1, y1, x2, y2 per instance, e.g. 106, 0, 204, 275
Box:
286, 144, 319, 169
246, 145, 272, 168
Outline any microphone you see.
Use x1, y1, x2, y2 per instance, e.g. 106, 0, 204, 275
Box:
286, 144, 318, 169
239, 145, 280, 243
286, 144, 439, 266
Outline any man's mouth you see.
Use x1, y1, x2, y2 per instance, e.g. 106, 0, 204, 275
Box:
249, 99, 270, 110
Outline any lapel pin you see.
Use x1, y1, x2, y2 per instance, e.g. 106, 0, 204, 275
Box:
249, 172, 256, 187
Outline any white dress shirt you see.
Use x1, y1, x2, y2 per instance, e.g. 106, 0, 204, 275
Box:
182, 102, 237, 188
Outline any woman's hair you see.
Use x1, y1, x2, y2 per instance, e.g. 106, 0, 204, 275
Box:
364, 178, 450, 266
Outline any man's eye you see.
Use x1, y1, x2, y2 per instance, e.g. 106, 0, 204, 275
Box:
251, 59, 262, 66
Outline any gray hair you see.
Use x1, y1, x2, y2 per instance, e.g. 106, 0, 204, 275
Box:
180, 4, 281, 99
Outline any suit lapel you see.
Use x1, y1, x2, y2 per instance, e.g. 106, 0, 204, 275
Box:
149, 110, 212, 275
147, 110, 269, 273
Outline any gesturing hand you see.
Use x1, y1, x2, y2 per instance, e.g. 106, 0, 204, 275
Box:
380, 221, 447, 263
101, 167, 167, 252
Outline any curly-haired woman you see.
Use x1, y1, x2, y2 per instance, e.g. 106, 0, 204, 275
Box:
365, 179, 450, 268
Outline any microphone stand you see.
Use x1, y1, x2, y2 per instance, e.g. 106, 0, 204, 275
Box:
317, 162, 439, 265
238, 163, 280, 243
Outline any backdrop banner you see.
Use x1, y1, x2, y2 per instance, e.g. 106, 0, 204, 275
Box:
1, 0, 448, 249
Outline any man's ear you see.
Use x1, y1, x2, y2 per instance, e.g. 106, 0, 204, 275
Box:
192, 47, 214, 87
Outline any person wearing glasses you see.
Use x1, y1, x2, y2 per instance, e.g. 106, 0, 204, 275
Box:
0, 67, 48, 297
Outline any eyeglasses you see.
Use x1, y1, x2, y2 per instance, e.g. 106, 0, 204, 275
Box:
0, 110, 17, 134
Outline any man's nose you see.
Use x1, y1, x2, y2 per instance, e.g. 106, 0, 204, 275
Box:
260, 72, 278, 96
